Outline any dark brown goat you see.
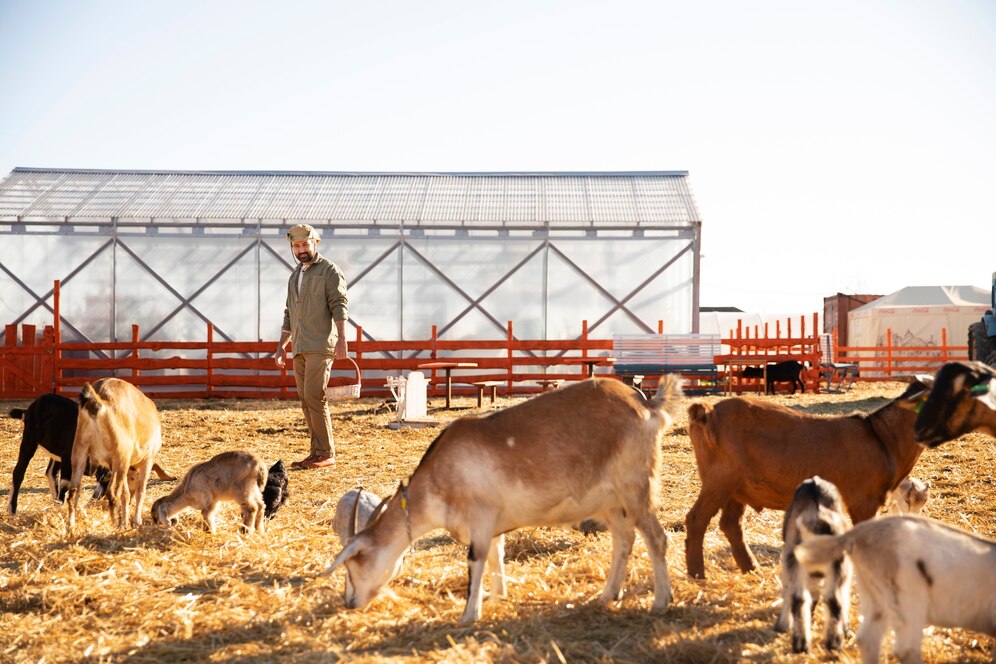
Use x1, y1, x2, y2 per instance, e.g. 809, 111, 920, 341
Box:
914, 360, 996, 446
684, 379, 928, 579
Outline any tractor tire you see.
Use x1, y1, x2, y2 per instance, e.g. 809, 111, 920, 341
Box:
968, 321, 996, 365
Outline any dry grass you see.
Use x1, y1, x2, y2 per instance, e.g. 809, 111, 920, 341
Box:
1, 382, 994, 663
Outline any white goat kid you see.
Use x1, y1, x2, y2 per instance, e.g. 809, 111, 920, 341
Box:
795, 516, 996, 664
889, 476, 930, 515
323, 377, 683, 623
151, 450, 268, 534
332, 488, 385, 543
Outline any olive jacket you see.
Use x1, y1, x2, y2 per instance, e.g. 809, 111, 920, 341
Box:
281, 255, 349, 355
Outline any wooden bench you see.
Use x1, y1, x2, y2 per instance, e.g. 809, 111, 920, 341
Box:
535, 379, 561, 392
612, 334, 722, 394
472, 380, 503, 407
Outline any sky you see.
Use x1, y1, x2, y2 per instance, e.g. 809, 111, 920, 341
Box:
1, 0, 994, 315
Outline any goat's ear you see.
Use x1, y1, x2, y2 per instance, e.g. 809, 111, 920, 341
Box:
321, 534, 367, 577
897, 384, 929, 410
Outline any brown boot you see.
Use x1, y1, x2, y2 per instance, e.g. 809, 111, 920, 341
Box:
301, 455, 335, 469
290, 455, 318, 469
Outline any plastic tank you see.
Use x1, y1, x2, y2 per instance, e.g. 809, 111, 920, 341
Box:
400, 371, 427, 420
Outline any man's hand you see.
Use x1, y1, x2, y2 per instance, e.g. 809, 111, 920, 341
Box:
334, 337, 348, 360
274, 349, 286, 369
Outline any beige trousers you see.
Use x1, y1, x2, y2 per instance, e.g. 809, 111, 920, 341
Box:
292, 353, 335, 457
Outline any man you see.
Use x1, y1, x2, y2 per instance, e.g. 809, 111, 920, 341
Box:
273, 224, 349, 470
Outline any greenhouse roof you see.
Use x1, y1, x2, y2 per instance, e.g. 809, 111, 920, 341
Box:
0, 168, 700, 229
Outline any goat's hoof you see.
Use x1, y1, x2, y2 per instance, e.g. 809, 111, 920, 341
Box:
825, 634, 843, 651
773, 620, 789, 634
652, 594, 672, 612
791, 637, 810, 654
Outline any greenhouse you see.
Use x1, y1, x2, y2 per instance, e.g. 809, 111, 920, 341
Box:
0, 168, 703, 347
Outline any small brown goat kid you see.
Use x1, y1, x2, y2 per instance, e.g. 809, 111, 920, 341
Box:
151, 451, 268, 534
914, 360, 996, 446
684, 379, 929, 579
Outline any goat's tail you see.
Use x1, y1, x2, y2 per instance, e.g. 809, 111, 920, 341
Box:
687, 401, 717, 448
9, 407, 26, 419
793, 531, 850, 571
151, 463, 177, 481
648, 373, 684, 420
78, 382, 104, 418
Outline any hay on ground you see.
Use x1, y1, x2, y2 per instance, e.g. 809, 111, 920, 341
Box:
1, 381, 994, 662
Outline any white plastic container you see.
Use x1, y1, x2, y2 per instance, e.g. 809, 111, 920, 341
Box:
401, 371, 428, 420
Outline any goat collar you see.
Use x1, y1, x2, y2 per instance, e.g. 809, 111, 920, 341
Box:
399, 480, 412, 544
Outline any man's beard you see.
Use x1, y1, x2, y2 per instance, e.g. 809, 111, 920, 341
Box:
296, 251, 315, 263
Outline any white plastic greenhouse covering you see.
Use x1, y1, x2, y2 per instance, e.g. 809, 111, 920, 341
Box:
0, 169, 703, 349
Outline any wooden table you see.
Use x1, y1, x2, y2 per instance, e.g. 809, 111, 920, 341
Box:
555, 356, 616, 378
416, 362, 479, 409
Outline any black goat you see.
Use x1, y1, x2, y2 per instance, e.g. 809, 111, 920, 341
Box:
262, 460, 289, 519
8, 393, 79, 514
742, 361, 806, 394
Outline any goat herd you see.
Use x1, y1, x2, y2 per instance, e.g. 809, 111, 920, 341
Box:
5, 361, 996, 663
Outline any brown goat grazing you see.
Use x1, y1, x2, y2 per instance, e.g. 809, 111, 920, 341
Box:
914, 360, 996, 446
151, 451, 268, 534
323, 377, 683, 623
66, 378, 163, 532
684, 379, 929, 579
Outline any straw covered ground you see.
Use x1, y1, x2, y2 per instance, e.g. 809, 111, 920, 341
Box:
2, 381, 994, 663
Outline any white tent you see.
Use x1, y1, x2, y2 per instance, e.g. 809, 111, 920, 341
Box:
848, 285, 989, 351
699, 311, 815, 338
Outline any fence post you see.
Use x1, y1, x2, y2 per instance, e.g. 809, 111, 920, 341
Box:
53, 279, 62, 393
886, 327, 894, 377
941, 328, 949, 363
206, 322, 214, 398
658, 320, 664, 334
131, 325, 141, 379
20, 325, 36, 396
506, 321, 514, 391
42, 325, 55, 393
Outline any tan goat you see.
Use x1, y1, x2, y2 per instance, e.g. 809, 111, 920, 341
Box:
914, 360, 996, 446
151, 451, 268, 534
323, 377, 683, 623
67, 378, 163, 532
685, 379, 929, 579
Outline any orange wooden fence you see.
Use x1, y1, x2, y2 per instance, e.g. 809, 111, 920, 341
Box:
836, 327, 969, 379
2, 319, 617, 400
0, 281, 972, 400
715, 315, 823, 393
